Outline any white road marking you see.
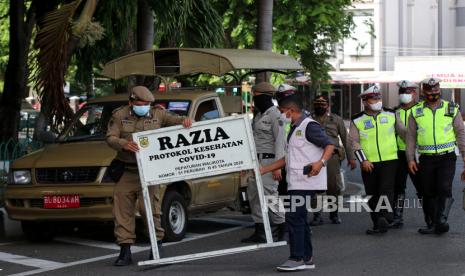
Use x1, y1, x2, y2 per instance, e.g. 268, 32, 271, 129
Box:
191, 217, 253, 227
0, 252, 62, 269
8, 219, 248, 276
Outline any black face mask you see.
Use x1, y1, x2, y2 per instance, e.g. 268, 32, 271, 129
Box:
426, 93, 440, 103
253, 94, 273, 112
314, 107, 327, 116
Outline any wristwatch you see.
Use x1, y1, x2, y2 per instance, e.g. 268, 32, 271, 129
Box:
320, 158, 327, 167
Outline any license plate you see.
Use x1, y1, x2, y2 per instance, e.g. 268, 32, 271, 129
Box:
43, 195, 80, 209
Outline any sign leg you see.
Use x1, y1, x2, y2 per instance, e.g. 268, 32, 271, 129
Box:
253, 162, 273, 244
142, 185, 160, 260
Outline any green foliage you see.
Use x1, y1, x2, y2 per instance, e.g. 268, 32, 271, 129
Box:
273, 0, 354, 87
217, 0, 354, 89
0, 3, 9, 85
72, 0, 225, 94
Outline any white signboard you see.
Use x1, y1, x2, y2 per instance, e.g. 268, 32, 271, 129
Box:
133, 115, 255, 184
132, 114, 285, 267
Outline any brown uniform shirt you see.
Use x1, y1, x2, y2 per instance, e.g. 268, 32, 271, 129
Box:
313, 113, 355, 160
106, 105, 185, 164
406, 100, 465, 162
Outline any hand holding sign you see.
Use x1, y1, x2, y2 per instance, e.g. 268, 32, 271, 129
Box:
123, 141, 140, 152
183, 118, 193, 128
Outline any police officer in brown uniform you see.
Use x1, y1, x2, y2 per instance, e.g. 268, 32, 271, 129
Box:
106, 86, 192, 266
310, 96, 357, 225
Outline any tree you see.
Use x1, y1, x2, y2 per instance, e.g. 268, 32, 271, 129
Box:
218, 0, 354, 87
31, 0, 224, 132
273, 0, 354, 88
255, 0, 273, 82
0, 0, 37, 142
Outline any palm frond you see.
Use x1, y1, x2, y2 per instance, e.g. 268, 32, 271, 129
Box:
30, 0, 82, 130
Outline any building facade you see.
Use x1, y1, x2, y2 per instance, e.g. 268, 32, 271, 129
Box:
321, 0, 465, 119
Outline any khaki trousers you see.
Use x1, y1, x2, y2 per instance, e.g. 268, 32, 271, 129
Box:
247, 158, 285, 224
113, 169, 164, 244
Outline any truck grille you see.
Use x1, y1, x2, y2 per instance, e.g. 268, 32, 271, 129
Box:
35, 167, 100, 184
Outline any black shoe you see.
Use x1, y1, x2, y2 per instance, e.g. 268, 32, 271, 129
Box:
366, 228, 382, 235
241, 223, 266, 243
435, 222, 449, 234
390, 219, 404, 229
418, 225, 435, 234
434, 197, 453, 234
310, 212, 323, 226
114, 244, 132, 266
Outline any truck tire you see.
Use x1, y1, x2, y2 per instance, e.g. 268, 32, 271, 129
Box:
21, 221, 56, 242
161, 191, 188, 242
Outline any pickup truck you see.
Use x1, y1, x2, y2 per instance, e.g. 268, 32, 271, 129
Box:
5, 48, 301, 242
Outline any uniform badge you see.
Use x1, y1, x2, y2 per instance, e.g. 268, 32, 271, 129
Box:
415, 107, 424, 117
296, 130, 302, 137
379, 116, 388, 124
363, 120, 374, 129
139, 136, 149, 148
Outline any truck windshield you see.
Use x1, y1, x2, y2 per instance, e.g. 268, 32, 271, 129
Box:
59, 102, 124, 142
154, 100, 190, 116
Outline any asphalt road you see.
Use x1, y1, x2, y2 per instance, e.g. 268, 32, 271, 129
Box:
1, 161, 465, 275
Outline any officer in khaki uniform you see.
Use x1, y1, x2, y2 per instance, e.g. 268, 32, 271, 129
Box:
106, 86, 192, 266
242, 82, 286, 243
310, 96, 356, 225
407, 78, 465, 235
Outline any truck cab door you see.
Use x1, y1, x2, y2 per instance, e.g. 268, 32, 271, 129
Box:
190, 98, 237, 205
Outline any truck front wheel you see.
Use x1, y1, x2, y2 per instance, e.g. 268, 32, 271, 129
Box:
161, 191, 188, 242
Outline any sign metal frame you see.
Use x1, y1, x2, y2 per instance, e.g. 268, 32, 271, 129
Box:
132, 115, 285, 267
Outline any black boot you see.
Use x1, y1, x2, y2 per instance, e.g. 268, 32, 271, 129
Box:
419, 197, 433, 229
272, 223, 287, 242
330, 211, 342, 224
419, 197, 437, 235
114, 244, 132, 266
148, 240, 163, 260
435, 197, 454, 234
241, 223, 266, 243
310, 212, 323, 226
391, 194, 405, 228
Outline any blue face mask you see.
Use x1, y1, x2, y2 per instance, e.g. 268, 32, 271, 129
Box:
132, 105, 150, 116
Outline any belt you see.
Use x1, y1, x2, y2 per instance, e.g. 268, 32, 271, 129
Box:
420, 150, 455, 157
257, 153, 275, 159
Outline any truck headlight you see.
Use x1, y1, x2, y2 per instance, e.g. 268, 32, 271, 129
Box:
12, 170, 32, 184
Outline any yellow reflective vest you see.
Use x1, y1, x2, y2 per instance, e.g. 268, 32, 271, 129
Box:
352, 110, 398, 162
412, 100, 458, 154
395, 106, 414, 151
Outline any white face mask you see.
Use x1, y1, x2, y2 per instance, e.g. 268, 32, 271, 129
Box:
280, 112, 292, 124
399, 94, 413, 104
369, 101, 383, 111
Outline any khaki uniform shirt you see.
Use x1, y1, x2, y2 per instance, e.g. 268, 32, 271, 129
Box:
252, 106, 285, 159
106, 105, 185, 164
313, 113, 354, 160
